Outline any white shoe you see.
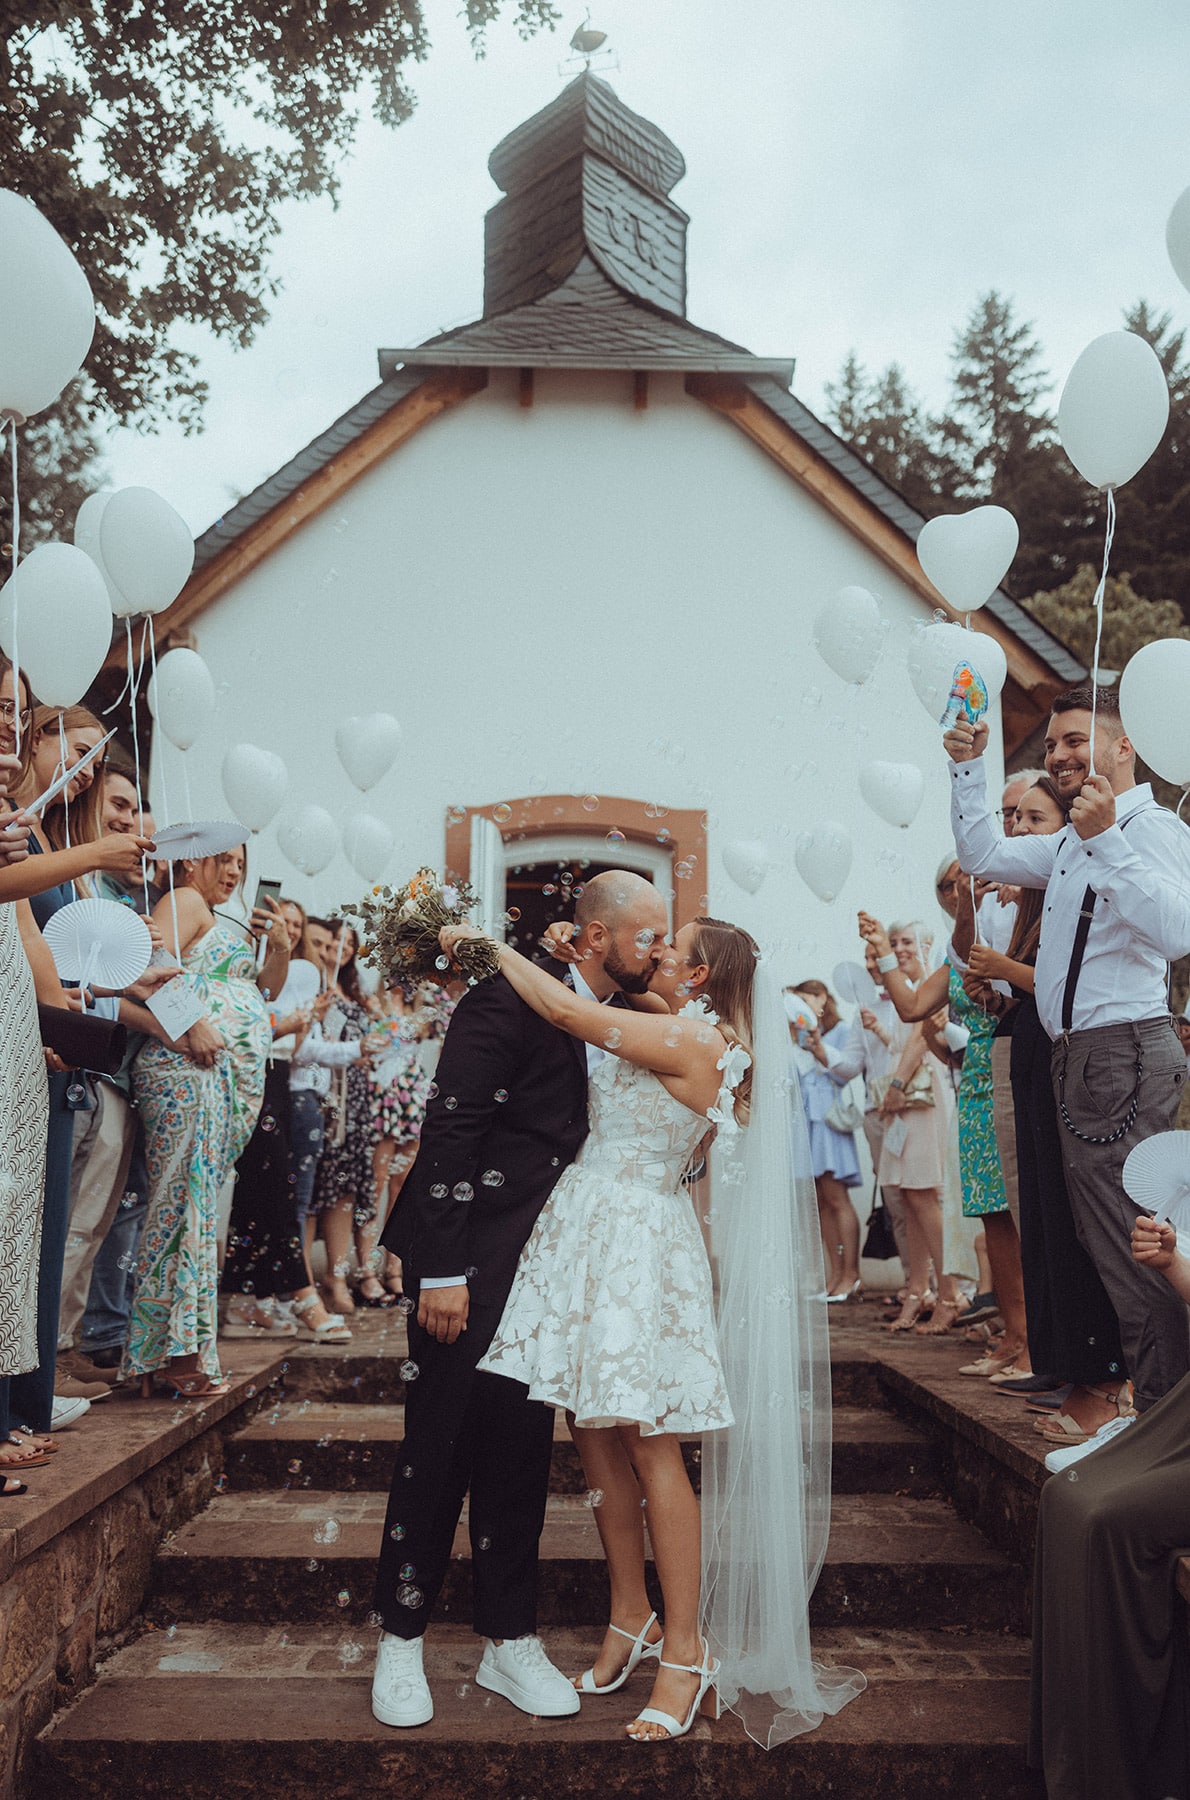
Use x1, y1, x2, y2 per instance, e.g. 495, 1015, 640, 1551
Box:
1045, 1411, 1136, 1474
477, 1635, 581, 1717
50, 1396, 90, 1429
371, 1630, 433, 1727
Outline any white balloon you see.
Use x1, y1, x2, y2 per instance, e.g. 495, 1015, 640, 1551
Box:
0, 190, 95, 422
720, 839, 769, 894
794, 821, 852, 903
148, 648, 215, 752
1166, 186, 1190, 295
278, 804, 339, 878
858, 760, 925, 829
1057, 331, 1170, 491
0, 543, 112, 708
812, 585, 884, 684
916, 506, 1019, 613
342, 812, 395, 883
1118, 638, 1190, 785
98, 487, 195, 617
221, 744, 288, 833
335, 713, 402, 792
72, 491, 124, 613
905, 620, 1008, 724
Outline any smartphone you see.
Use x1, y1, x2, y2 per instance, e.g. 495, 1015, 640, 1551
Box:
254, 877, 283, 914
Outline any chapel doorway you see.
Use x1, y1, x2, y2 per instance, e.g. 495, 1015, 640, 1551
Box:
503, 857, 654, 957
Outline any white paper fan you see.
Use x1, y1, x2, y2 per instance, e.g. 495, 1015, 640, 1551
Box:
42, 898, 153, 992
1122, 1132, 1190, 1227
833, 960, 878, 1009
151, 820, 250, 858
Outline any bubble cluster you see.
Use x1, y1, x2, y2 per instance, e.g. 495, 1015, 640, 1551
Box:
396, 1584, 424, 1609
584, 1489, 604, 1508
389, 1524, 406, 1541
429, 1183, 448, 1199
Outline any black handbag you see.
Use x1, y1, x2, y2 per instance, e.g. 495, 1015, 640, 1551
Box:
38, 1005, 128, 1076
862, 1185, 899, 1262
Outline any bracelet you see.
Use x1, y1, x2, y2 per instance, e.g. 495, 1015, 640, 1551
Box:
876, 952, 898, 973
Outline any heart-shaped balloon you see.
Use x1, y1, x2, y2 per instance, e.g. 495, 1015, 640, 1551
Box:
794, 822, 852, 903
720, 839, 769, 894
916, 507, 1019, 613
221, 744, 288, 833
342, 812, 395, 883
858, 760, 925, 829
906, 621, 1007, 724
335, 714, 402, 792
278, 804, 339, 877
812, 585, 884, 684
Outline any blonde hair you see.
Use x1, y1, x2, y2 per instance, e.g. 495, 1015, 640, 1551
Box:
688, 915, 757, 1120
15, 704, 107, 887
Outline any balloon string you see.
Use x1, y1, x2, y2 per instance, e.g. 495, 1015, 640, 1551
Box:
123, 618, 153, 913
1088, 485, 1117, 779
9, 419, 19, 756
181, 751, 193, 820
103, 615, 137, 715
146, 617, 172, 827
58, 712, 70, 851
1178, 788, 1190, 821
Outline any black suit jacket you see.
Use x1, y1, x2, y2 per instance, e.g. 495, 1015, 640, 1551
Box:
381, 959, 590, 1311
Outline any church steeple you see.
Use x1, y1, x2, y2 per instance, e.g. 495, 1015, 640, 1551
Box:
483, 71, 689, 320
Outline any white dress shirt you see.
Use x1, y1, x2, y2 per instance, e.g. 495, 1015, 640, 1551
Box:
949, 757, 1190, 1040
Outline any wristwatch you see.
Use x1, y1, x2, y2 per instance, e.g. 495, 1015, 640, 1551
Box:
889, 1077, 906, 1091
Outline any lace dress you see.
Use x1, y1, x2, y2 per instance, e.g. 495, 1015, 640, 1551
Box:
478, 1051, 740, 1437
0, 902, 48, 1376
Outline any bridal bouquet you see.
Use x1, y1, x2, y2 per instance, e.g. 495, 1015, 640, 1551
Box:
344, 867, 500, 986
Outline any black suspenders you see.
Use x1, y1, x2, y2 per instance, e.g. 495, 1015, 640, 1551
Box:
1058, 809, 1151, 1036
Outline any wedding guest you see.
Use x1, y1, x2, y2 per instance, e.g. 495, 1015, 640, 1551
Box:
0, 699, 155, 1431
93, 766, 159, 911
948, 683, 1190, 1414
1030, 1212, 1190, 1800
365, 979, 434, 1303
966, 778, 1125, 1436
841, 941, 912, 1278
120, 850, 274, 1397
312, 922, 380, 1314
789, 980, 864, 1302
855, 919, 959, 1334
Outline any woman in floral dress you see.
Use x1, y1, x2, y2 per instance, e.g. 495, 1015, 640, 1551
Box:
313, 924, 381, 1313
122, 850, 277, 1396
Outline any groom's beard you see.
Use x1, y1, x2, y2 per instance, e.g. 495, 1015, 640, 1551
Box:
603, 944, 654, 995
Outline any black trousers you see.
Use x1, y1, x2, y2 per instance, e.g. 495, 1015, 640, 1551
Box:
223, 1060, 307, 1300
1010, 999, 1124, 1386
373, 1299, 555, 1639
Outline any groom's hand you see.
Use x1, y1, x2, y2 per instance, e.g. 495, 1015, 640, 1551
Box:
418, 1283, 469, 1344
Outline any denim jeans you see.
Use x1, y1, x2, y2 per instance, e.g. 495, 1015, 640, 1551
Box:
79, 1127, 149, 1357
290, 1088, 325, 1227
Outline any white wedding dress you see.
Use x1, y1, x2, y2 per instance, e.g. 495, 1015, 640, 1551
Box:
478, 1046, 739, 1436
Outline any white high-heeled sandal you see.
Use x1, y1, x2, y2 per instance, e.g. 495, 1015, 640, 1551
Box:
575, 1611, 662, 1694
289, 1293, 352, 1343
628, 1642, 721, 1740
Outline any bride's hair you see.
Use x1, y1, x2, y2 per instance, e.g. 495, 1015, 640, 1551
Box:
688, 915, 757, 1119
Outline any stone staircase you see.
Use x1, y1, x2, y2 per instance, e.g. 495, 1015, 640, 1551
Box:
34, 1319, 1045, 1797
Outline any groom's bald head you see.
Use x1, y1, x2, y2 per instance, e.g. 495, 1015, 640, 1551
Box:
571, 869, 669, 997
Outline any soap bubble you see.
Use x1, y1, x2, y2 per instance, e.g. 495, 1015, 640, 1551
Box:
306, 1559, 320, 1573
287, 1459, 302, 1474
505, 906, 521, 922
389, 1524, 406, 1541
399, 1360, 419, 1382
663, 1025, 683, 1047
396, 1584, 424, 1608
581, 794, 600, 812
605, 829, 626, 848
477, 1536, 491, 1551
337, 1640, 364, 1666
494, 1089, 508, 1103
314, 1519, 341, 1545
336, 1589, 351, 1608
399, 1562, 417, 1581
493, 803, 512, 824
430, 1183, 448, 1198
481, 1169, 504, 1188
452, 1182, 474, 1203
446, 805, 466, 825
396, 1296, 414, 1315
603, 1027, 622, 1050
401, 1464, 414, 1479
443, 1095, 457, 1111
584, 1489, 604, 1508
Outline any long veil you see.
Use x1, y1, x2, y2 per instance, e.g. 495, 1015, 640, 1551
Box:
701, 958, 867, 1747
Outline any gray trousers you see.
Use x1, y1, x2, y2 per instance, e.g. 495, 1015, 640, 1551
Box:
990, 1036, 1020, 1228
1051, 1016, 1190, 1411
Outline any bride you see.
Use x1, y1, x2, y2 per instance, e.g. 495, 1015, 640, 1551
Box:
439, 912, 865, 1747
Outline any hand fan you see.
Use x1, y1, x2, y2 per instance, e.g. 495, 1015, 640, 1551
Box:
1122, 1132, 1190, 1228
151, 821, 250, 858
42, 898, 153, 995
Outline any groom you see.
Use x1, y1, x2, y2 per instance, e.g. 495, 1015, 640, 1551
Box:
370, 869, 670, 1728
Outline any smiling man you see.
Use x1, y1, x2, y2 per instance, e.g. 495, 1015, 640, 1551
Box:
944, 683, 1190, 1423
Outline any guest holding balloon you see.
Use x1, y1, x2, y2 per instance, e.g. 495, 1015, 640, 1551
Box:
947, 685, 1190, 1415
788, 980, 865, 1302
120, 850, 278, 1397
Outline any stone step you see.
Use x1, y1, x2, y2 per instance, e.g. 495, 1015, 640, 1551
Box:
148, 1488, 1024, 1633
226, 1401, 942, 1498
36, 1621, 1043, 1799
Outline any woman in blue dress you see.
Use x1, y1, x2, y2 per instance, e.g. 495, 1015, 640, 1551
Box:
789, 980, 864, 1302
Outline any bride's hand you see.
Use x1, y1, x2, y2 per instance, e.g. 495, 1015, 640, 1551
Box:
539, 920, 579, 962
439, 923, 491, 956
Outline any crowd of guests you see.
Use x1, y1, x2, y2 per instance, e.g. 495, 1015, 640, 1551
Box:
0, 649, 453, 1490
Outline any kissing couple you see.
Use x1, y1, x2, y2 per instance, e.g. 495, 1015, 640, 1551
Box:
370, 870, 865, 1747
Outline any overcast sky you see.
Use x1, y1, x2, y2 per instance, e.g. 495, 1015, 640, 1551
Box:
100, 0, 1190, 534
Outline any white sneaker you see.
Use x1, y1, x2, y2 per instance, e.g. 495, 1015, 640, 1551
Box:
371, 1631, 433, 1727
476, 1635, 581, 1717
50, 1396, 91, 1429
1045, 1411, 1136, 1474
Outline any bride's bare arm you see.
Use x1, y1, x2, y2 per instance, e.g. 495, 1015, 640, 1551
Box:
441, 926, 722, 1085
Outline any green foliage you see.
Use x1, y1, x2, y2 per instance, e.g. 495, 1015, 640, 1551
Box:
2, 0, 559, 431
1025, 565, 1190, 672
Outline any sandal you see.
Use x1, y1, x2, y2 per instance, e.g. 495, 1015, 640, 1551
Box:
627, 1641, 721, 1742
140, 1372, 231, 1400
354, 1274, 398, 1310
221, 1295, 299, 1339
291, 1292, 353, 1344
1035, 1384, 1134, 1445
0, 1443, 51, 1470
887, 1292, 928, 1333
9, 1429, 57, 1455
915, 1299, 962, 1337
0, 1476, 28, 1497
575, 1612, 663, 1694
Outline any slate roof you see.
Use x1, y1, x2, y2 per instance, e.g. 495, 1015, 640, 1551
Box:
488, 70, 685, 200
377, 256, 794, 380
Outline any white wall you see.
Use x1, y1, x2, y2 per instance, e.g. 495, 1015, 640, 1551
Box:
171, 368, 1005, 987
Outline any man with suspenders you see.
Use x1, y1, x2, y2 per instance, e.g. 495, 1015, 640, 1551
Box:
945, 684, 1190, 1423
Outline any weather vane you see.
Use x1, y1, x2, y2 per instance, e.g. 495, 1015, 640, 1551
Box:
560, 14, 618, 75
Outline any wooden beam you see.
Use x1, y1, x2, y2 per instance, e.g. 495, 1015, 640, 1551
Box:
518, 367, 534, 408
119, 369, 488, 661
685, 373, 1061, 705
633, 370, 649, 411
